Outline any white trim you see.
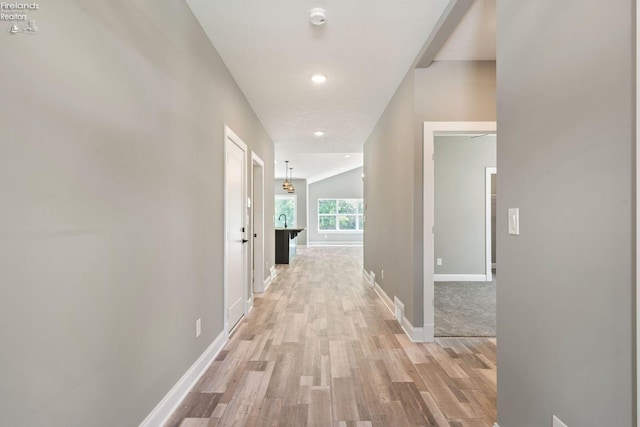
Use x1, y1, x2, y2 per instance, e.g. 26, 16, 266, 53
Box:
262, 275, 272, 292
245, 298, 253, 314
372, 281, 430, 342
269, 266, 276, 281
251, 152, 265, 294
434, 274, 488, 282
362, 268, 375, 288
139, 331, 226, 427
485, 167, 497, 282
373, 282, 395, 316
401, 316, 427, 343
424, 122, 497, 343
362, 268, 371, 283
493, 424, 500, 427
636, 3, 639, 423
224, 125, 249, 339
308, 241, 364, 247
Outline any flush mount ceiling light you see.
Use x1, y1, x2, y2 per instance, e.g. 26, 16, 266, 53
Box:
314, 131, 324, 137
309, 8, 327, 26
311, 74, 327, 84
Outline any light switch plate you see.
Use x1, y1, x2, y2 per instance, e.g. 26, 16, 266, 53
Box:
508, 208, 519, 235
553, 415, 568, 427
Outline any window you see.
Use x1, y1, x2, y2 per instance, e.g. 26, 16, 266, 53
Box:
318, 199, 364, 231
275, 195, 296, 228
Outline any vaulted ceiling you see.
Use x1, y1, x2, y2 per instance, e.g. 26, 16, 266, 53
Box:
186, 0, 495, 182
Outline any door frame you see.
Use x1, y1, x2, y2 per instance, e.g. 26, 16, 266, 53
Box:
251, 152, 266, 293
423, 121, 497, 342
485, 167, 497, 282
636, 3, 639, 421
224, 125, 249, 337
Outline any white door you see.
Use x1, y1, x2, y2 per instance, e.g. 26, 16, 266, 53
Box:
225, 127, 247, 332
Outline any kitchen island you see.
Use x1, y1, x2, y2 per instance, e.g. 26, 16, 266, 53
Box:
275, 228, 305, 264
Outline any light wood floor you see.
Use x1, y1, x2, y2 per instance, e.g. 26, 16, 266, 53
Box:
166, 246, 496, 427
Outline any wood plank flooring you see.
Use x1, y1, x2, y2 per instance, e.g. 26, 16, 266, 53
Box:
166, 246, 496, 427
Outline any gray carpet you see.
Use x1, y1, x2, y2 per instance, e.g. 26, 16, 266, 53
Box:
434, 278, 496, 337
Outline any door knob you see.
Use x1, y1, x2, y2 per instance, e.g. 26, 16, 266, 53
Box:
242, 239, 249, 244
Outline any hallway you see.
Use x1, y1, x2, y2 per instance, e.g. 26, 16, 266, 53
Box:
166, 247, 496, 427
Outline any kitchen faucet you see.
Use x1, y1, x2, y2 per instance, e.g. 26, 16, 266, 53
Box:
278, 214, 288, 228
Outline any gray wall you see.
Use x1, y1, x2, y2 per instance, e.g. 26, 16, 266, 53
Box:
434, 135, 496, 275
497, 2, 633, 426
308, 167, 364, 244
364, 61, 496, 325
364, 72, 417, 321
0, 2, 274, 426
274, 179, 307, 245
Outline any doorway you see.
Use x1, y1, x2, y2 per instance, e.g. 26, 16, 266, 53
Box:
224, 126, 249, 335
423, 121, 497, 342
486, 167, 497, 281
251, 152, 266, 293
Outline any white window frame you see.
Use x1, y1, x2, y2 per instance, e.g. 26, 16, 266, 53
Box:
317, 198, 364, 233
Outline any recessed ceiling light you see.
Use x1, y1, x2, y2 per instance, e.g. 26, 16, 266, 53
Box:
311, 74, 327, 84
314, 131, 324, 137
344, 155, 351, 158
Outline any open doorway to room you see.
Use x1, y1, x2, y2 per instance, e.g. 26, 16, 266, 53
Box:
432, 134, 496, 338
486, 167, 497, 281
423, 122, 497, 341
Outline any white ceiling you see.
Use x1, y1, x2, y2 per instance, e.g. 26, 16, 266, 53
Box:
186, 0, 495, 182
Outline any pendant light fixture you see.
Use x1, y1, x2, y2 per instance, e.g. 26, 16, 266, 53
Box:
282, 161, 292, 191
287, 167, 295, 193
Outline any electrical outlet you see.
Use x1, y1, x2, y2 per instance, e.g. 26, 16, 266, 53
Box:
437, 258, 442, 266
553, 415, 568, 427
195, 318, 201, 338
381, 269, 384, 280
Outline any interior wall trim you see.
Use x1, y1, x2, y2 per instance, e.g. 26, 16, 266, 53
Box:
434, 274, 488, 282
139, 330, 227, 427
367, 271, 429, 342
423, 122, 497, 350
262, 275, 272, 292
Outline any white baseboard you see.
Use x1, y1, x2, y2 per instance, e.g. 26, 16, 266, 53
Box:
308, 241, 364, 247
493, 424, 500, 427
401, 315, 427, 343
371, 282, 430, 342
139, 331, 227, 427
423, 322, 434, 342
434, 274, 488, 282
361, 269, 376, 288
262, 275, 272, 292
245, 297, 253, 314
373, 282, 395, 316
270, 266, 276, 281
